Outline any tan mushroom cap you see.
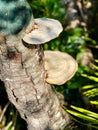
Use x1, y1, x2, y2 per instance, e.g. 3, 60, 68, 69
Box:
44, 51, 78, 85
23, 18, 63, 44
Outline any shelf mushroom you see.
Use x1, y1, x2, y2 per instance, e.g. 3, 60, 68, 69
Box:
22, 18, 78, 85
44, 51, 78, 85
23, 18, 63, 45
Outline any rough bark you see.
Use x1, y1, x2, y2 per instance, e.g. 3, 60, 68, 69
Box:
0, 17, 70, 130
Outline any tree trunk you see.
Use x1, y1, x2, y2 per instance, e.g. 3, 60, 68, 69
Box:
0, 17, 70, 130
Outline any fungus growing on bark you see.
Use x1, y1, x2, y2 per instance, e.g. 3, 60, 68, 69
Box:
23, 18, 63, 45
22, 18, 77, 85
44, 51, 78, 85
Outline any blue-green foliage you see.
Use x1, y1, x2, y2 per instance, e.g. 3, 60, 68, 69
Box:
0, 0, 32, 35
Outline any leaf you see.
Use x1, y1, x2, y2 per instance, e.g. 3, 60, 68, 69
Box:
83, 88, 98, 98
82, 74, 98, 82
66, 109, 98, 124
70, 105, 98, 120
90, 101, 98, 105
81, 84, 98, 90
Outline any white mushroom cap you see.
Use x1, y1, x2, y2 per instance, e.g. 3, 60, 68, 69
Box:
44, 51, 78, 85
23, 18, 63, 44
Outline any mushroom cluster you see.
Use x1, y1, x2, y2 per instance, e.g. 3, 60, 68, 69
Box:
23, 17, 78, 86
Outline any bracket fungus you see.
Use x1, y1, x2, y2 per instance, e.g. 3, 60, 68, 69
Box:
23, 18, 63, 45
44, 51, 78, 85
22, 17, 78, 86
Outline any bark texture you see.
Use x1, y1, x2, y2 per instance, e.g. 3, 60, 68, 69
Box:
0, 17, 70, 130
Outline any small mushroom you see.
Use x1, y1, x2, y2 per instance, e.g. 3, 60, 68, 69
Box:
44, 51, 78, 85
23, 18, 63, 45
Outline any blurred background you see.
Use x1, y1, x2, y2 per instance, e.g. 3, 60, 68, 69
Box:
0, 0, 98, 129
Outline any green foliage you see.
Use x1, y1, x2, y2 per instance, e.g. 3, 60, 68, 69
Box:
28, 0, 65, 19
81, 61, 98, 105
65, 105, 98, 129
66, 61, 98, 129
